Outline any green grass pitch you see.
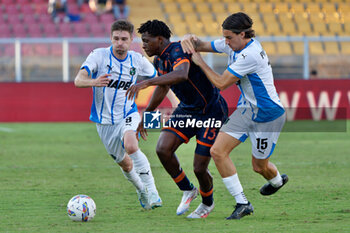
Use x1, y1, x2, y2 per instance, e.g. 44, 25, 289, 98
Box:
0, 122, 349, 233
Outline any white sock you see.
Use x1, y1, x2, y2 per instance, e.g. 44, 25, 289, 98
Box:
129, 149, 158, 195
222, 174, 248, 204
268, 171, 283, 188
121, 166, 144, 191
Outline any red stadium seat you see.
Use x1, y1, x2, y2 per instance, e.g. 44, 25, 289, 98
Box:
22, 15, 37, 24
27, 24, 43, 37
71, 23, 90, 37
7, 15, 21, 25
17, 0, 30, 4
59, 24, 74, 37
34, 3, 48, 14
2, 0, 14, 4
69, 44, 82, 56
100, 14, 115, 23
0, 15, 7, 25
89, 24, 106, 36
20, 5, 34, 15
34, 44, 50, 56
43, 24, 59, 37
82, 44, 96, 56
0, 25, 12, 38
22, 44, 35, 56
51, 44, 63, 56
83, 13, 99, 24
12, 24, 27, 38
4, 46, 15, 56
5, 4, 19, 14
38, 14, 51, 24
32, 0, 46, 4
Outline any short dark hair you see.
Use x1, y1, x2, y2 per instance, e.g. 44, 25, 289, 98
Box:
137, 20, 172, 39
222, 12, 255, 38
111, 19, 134, 35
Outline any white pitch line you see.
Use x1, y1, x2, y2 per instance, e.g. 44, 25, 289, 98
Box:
0, 127, 14, 133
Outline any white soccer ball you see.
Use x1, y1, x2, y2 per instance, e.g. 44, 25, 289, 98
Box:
67, 194, 96, 222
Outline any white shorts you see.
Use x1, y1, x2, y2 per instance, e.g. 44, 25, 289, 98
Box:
96, 112, 140, 163
221, 108, 286, 159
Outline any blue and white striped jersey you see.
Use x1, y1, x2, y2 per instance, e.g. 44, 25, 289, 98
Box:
211, 38, 285, 122
81, 46, 156, 124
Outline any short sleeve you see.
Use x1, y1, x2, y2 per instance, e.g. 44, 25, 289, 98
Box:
170, 45, 190, 69
81, 49, 101, 77
227, 52, 257, 79
211, 38, 231, 55
139, 56, 157, 78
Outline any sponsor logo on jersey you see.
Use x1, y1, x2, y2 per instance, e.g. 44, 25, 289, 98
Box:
125, 116, 132, 126
130, 67, 136, 75
107, 79, 132, 90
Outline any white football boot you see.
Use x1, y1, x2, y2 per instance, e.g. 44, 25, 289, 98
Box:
149, 192, 163, 209
187, 202, 215, 219
137, 188, 151, 210
176, 187, 199, 215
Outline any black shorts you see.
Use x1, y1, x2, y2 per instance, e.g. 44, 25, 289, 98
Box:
162, 96, 228, 156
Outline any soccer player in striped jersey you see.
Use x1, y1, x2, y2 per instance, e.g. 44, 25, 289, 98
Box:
74, 19, 162, 210
181, 12, 289, 219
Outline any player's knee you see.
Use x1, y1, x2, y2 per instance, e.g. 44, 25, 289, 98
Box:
252, 158, 269, 174
210, 146, 224, 161
193, 165, 207, 176
122, 163, 133, 172
252, 164, 266, 174
119, 156, 133, 172
156, 144, 170, 157
193, 156, 210, 176
124, 143, 138, 155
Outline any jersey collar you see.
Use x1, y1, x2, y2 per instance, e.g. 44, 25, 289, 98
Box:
159, 42, 173, 58
110, 46, 129, 62
235, 39, 254, 53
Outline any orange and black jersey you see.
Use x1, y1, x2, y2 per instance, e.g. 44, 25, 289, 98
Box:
154, 42, 221, 113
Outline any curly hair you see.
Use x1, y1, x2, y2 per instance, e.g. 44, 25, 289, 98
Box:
138, 20, 172, 39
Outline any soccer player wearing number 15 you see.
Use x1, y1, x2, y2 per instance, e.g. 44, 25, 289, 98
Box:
74, 20, 162, 210
181, 12, 289, 220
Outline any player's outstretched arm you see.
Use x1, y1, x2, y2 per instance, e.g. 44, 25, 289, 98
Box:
145, 85, 170, 112
191, 52, 239, 91
74, 69, 111, 88
125, 80, 148, 100
126, 63, 189, 100
181, 34, 213, 54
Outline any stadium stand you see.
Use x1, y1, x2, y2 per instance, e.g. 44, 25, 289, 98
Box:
0, 0, 348, 41
160, 0, 350, 56
0, 0, 349, 80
